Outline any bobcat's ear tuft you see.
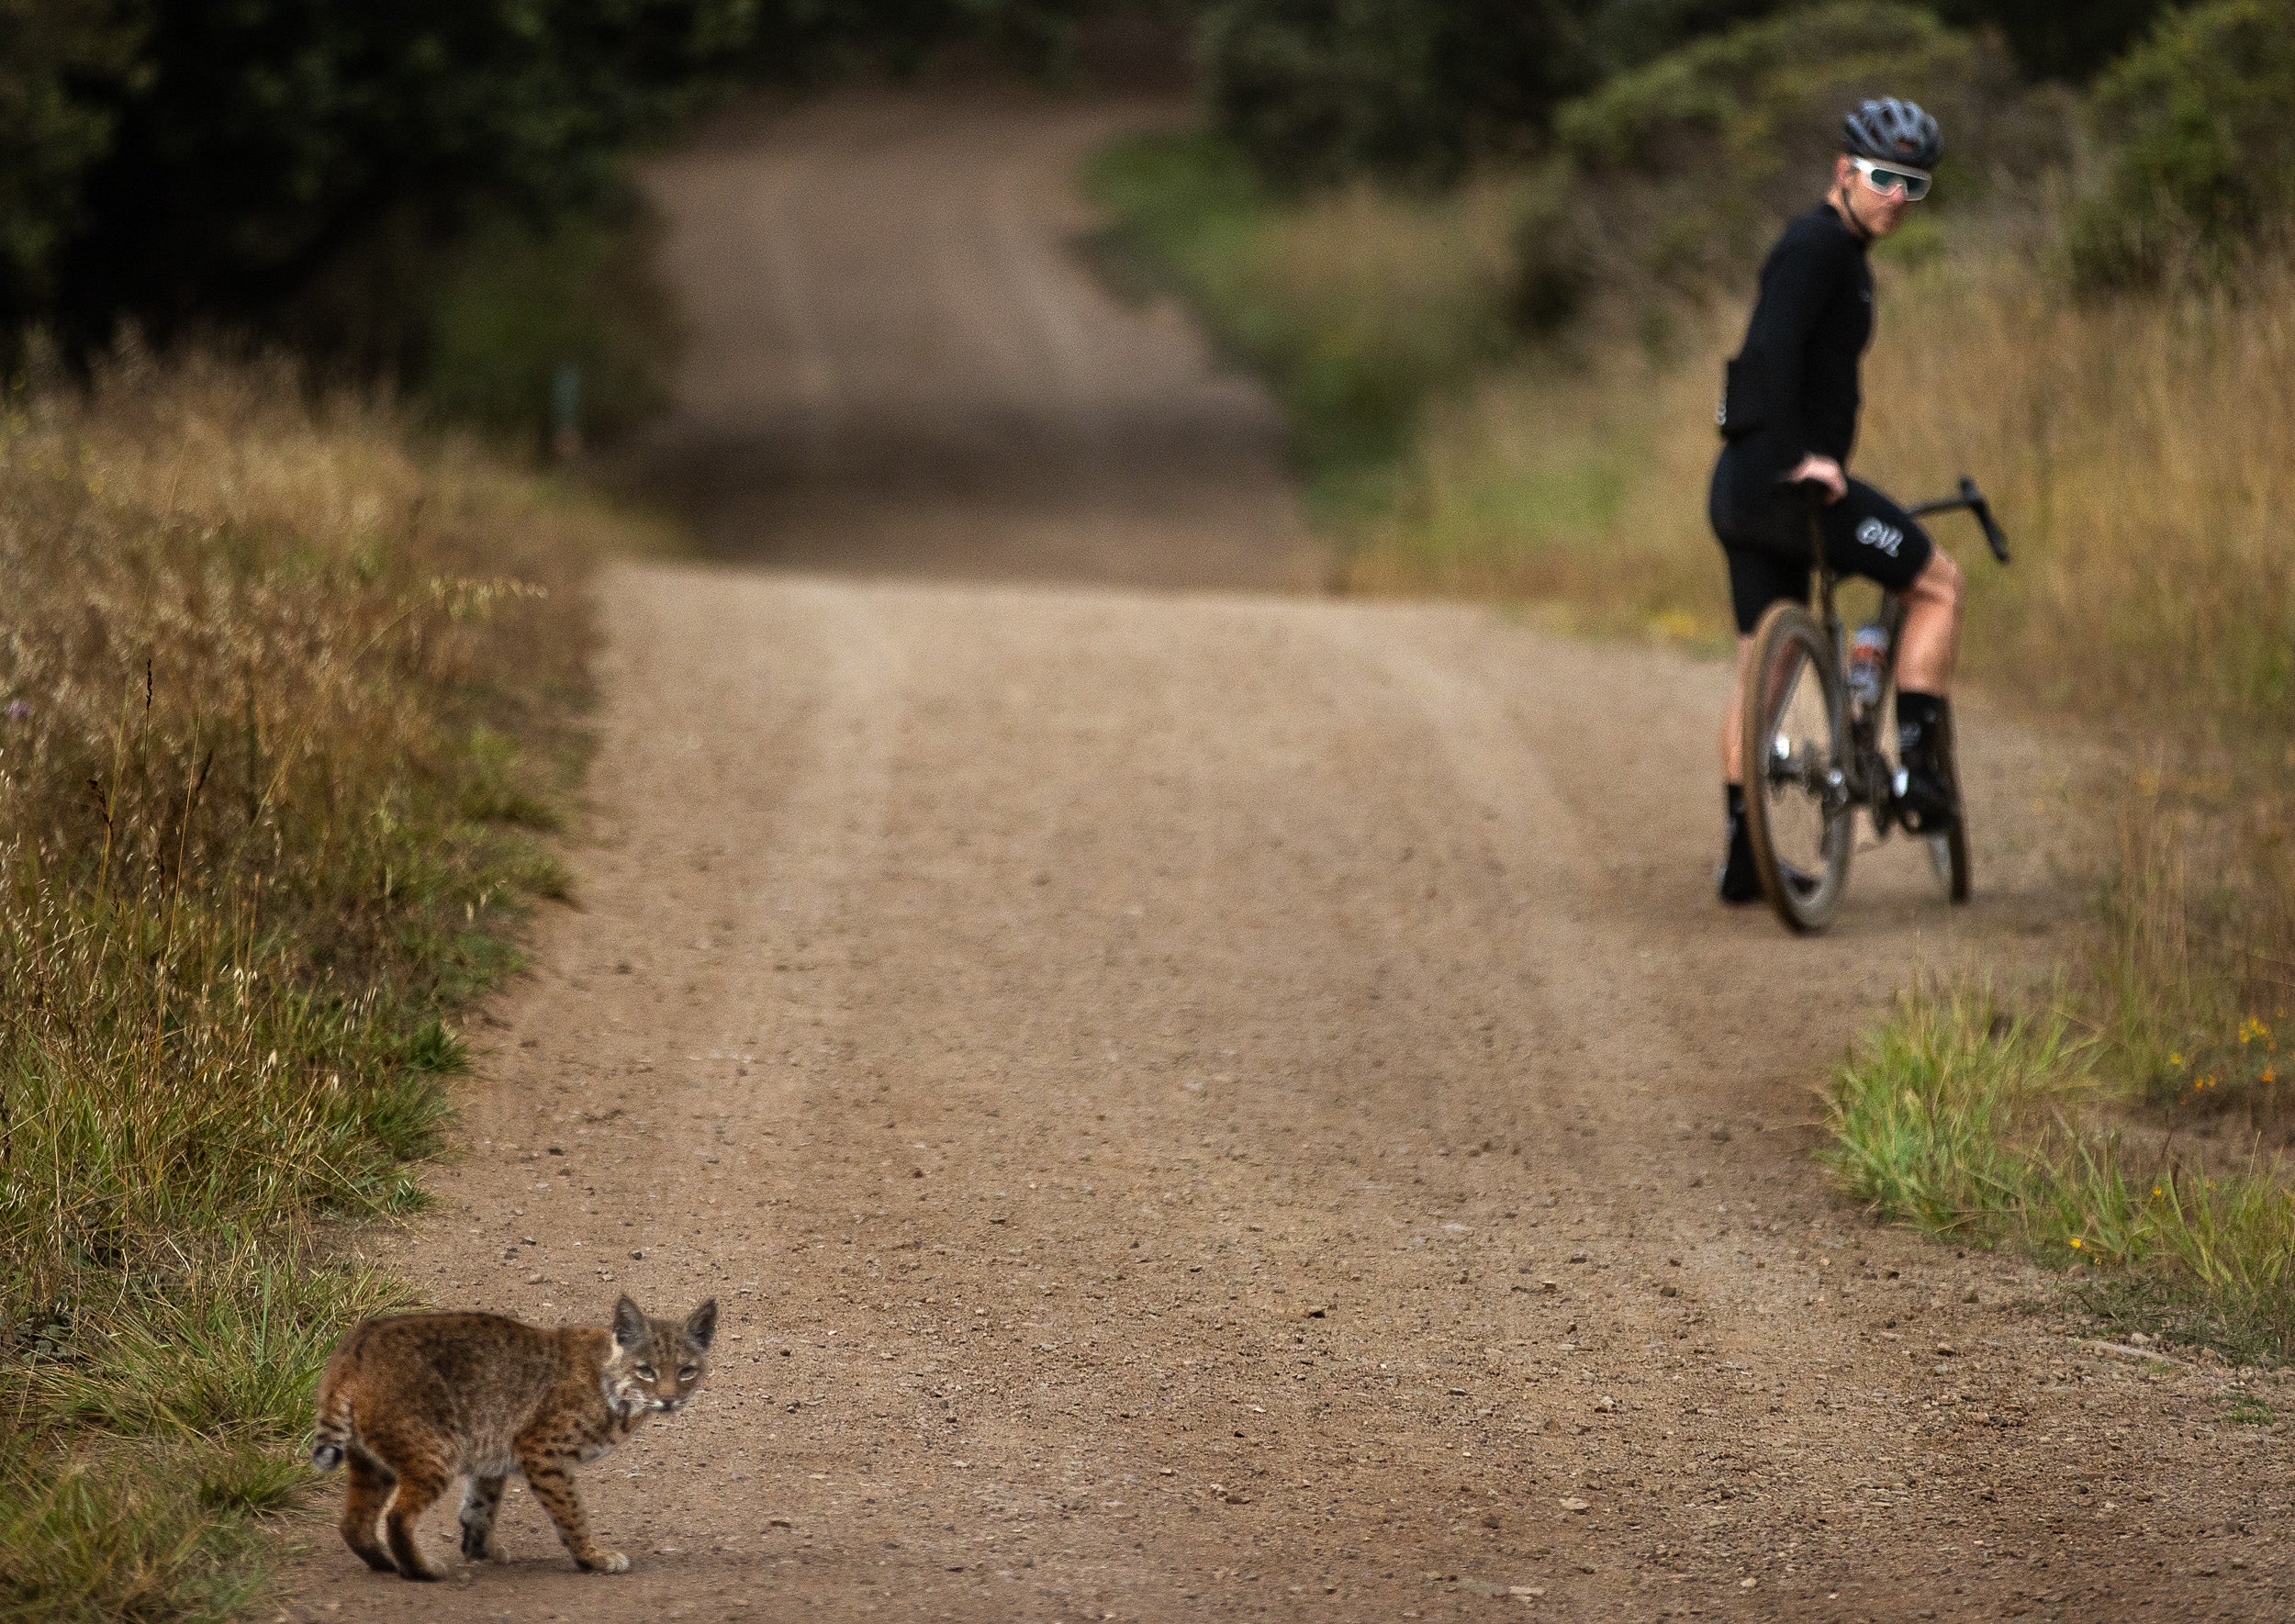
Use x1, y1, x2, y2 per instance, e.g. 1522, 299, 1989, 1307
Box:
685, 1298, 719, 1350
612, 1295, 648, 1349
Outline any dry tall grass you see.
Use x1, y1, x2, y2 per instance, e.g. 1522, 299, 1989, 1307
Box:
0, 353, 619, 1617
1869, 255, 2295, 732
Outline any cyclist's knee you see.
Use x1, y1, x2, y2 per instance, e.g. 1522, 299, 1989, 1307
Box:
1911, 546, 1963, 610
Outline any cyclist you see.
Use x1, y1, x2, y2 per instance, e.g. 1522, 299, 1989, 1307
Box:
1709, 97, 1965, 904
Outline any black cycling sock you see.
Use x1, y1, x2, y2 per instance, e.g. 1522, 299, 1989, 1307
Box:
1718, 783, 1764, 902
1896, 689, 1944, 764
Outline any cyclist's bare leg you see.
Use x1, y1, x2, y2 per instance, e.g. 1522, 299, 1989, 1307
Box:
1717, 633, 1762, 901
1720, 635, 1754, 784
1892, 548, 1965, 831
1896, 548, 1964, 693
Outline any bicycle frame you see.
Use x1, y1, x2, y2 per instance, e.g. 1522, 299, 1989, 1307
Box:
1791, 476, 2011, 837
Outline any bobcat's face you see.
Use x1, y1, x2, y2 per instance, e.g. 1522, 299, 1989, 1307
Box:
605, 1295, 718, 1417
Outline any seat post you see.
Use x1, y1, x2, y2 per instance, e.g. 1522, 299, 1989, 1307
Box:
1800, 488, 1837, 629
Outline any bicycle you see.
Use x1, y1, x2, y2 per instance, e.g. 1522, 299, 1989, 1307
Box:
1739, 476, 2010, 933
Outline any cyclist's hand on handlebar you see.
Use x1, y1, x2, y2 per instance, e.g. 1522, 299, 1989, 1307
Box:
1786, 454, 1847, 503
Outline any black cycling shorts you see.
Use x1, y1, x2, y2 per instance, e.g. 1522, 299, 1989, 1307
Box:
1707, 442, 1932, 634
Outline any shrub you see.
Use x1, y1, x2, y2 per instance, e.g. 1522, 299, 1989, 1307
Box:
1550, 3, 2038, 297
2065, 0, 2295, 286
1577, 0, 1789, 79
1196, 0, 1592, 185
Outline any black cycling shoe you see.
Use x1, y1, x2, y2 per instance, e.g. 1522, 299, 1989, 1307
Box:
1718, 812, 1763, 903
1718, 814, 1820, 903
1891, 761, 1958, 834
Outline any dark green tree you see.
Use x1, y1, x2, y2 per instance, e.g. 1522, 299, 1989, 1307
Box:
4, 0, 1113, 360
50, 0, 760, 349
0, 0, 143, 334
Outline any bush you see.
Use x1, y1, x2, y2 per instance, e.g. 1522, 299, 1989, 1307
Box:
1196, 0, 1592, 185
1576, 0, 1789, 78
1549, 3, 2038, 297
2065, 0, 2295, 286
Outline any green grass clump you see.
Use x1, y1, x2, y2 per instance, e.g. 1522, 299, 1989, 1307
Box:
0, 353, 615, 1618
1828, 988, 2295, 1362
0, 1444, 267, 1624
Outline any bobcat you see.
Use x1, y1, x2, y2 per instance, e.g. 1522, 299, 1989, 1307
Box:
310, 1294, 716, 1578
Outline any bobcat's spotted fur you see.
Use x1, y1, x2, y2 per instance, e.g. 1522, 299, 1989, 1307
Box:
311, 1294, 716, 1578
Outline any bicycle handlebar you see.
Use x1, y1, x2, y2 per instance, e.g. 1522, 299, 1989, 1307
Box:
1907, 476, 2011, 565
1775, 472, 2011, 566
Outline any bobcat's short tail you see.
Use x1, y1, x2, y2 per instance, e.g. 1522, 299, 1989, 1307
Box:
310, 1343, 359, 1471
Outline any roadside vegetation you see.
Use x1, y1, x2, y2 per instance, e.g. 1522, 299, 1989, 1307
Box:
1096, 0, 2295, 1358
0, 354, 634, 1618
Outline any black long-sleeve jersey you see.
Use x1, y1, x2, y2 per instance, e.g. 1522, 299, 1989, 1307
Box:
1721, 202, 1873, 466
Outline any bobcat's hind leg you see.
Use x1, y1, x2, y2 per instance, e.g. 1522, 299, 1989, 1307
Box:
340, 1450, 397, 1574
380, 1453, 453, 1581
515, 1439, 625, 1574
458, 1473, 509, 1561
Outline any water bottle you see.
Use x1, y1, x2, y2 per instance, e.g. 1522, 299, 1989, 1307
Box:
1848, 622, 1888, 708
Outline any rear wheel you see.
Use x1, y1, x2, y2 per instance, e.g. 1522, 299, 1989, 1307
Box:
1740, 602, 1853, 932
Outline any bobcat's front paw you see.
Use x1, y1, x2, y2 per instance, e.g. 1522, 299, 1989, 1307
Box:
578, 1550, 631, 1574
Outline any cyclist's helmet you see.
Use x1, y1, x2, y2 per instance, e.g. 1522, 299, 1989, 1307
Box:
1842, 97, 1941, 170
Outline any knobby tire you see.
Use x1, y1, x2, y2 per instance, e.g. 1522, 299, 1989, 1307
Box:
1740, 602, 1853, 933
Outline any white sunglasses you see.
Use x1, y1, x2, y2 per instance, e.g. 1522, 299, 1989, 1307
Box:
1851, 155, 1931, 200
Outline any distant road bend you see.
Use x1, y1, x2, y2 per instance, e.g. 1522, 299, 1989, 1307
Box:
288, 84, 2291, 1624
630, 86, 1319, 589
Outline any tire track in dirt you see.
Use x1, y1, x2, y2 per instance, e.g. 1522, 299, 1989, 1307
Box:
283, 84, 2293, 1624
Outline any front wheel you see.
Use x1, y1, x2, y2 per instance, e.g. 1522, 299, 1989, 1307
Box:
1741, 602, 1853, 932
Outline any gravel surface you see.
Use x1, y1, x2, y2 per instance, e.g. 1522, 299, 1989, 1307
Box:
280, 84, 2291, 1624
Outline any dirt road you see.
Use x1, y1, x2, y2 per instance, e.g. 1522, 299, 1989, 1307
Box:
286, 86, 2290, 1622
